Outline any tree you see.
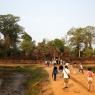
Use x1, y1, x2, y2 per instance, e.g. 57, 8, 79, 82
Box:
84, 26, 95, 48
53, 38, 64, 52
33, 39, 49, 60
83, 48, 93, 57
0, 14, 24, 57
20, 32, 33, 57
67, 26, 95, 57
67, 28, 84, 57
20, 40, 33, 56
46, 40, 57, 60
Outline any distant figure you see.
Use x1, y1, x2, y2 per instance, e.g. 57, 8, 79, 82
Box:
52, 59, 56, 65
59, 64, 63, 78
47, 61, 50, 67
79, 63, 84, 74
65, 62, 69, 67
63, 66, 70, 88
62, 60, 65, 65
56, 59, 58, 64
52, 65, 58, 81
87, 68, 94, 92
45, 60, 47, 65
60, 59, 63, 65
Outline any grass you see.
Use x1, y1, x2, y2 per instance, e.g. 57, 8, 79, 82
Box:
26, 67, 49, 95
0, 65, 49, 95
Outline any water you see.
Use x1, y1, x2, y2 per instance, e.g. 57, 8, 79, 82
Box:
0, 67, 27, 95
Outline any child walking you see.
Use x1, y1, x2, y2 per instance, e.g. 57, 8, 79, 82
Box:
87, 68, 94, 92
79, 63, 84, 74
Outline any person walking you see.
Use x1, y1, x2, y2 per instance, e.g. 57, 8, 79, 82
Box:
59, 64, 63, 78
79, 63, 84, 74
63, 65, 70, 88
87, 68, 94, 92
52, 65, 58, 81
47, 61, 50, 67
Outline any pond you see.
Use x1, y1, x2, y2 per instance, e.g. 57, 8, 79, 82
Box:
0, 66, 49, 95
0, 67, 29, 95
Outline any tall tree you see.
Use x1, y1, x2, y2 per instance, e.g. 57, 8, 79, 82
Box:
84, 26, 95, 48
67, 28, 84, 57
53, 38, 64, 53
20, 32, 33, 57
0, 14, 24, 57
67, 26, 95, 57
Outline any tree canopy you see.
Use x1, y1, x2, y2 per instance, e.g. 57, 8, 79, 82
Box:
67, 26, 95, 57
0, 14, 95, 59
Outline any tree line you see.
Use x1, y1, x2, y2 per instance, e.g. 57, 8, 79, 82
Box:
0, 14, 95, 60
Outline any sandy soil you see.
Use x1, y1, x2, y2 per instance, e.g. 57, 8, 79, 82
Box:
45, 65, 95, 95
0, 63, 95, 95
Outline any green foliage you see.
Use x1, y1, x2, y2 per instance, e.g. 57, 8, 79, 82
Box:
1, 14, 95, 59
53, 39, 64, 52
20, 40, 33, 56
44, 38, 65, 59
83, 48, 93, 57
67, 26, 95, 57
67, 28, 84, 57
0, 66, 49, 95
32, 38, 65, 60
0, 14, 23, 45
20, 32, 34, 56
25, 67, 49, 95
0, 14, 24, 57
22, 32, 32, 41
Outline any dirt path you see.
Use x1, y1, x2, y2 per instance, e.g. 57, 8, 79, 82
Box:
45, 65, 95, 95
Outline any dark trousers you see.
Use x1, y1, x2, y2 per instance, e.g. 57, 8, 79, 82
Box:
53, 74, 57, 80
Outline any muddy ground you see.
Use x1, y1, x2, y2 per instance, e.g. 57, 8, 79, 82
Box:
0, 68, 28, 95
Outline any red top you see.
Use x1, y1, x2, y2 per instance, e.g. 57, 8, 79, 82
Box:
87, 71, 93, 77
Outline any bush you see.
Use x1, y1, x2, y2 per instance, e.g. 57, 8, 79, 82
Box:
83, 48, 93, 57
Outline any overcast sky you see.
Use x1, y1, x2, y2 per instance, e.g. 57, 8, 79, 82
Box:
0, 0, 95, 43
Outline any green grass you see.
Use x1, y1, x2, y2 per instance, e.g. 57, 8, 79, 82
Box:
26, 67, 49, 95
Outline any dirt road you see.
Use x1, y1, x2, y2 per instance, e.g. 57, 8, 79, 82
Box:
45, 65, 95, 95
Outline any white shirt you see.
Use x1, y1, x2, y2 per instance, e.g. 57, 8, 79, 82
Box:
52, 60, 56, 64
80, 64, 83, 69
45, 61, 47, 64
63, 68, 70, 78
65, 63, 69, 66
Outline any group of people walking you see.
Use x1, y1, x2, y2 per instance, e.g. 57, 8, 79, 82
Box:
51, 61, 94, 92
52, 62, 70, 88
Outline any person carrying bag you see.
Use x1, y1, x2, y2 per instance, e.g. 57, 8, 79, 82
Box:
63, 65, 70, 88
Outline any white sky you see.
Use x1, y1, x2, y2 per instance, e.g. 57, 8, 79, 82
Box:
0, 0, 95, 43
